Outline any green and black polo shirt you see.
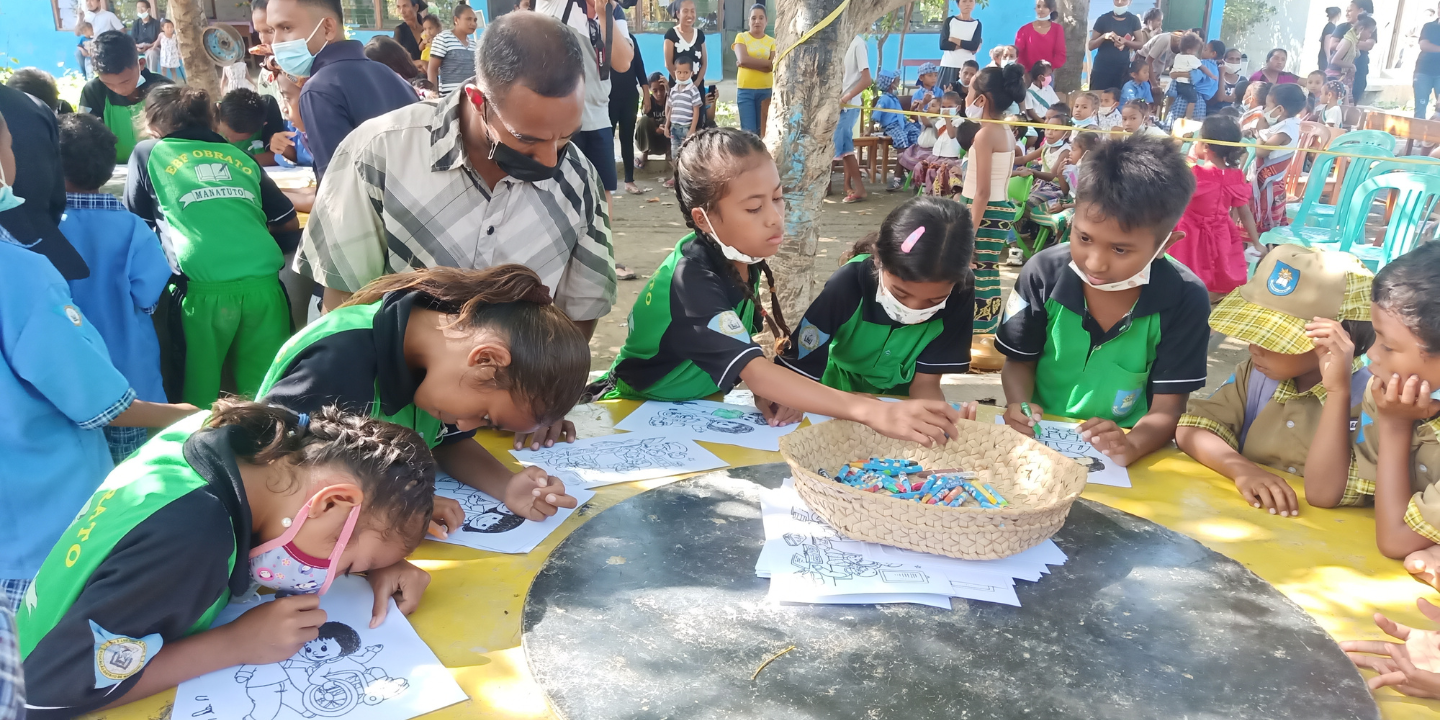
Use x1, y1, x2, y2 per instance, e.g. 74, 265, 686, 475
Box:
777, 254, 974, 395
77, 69, 172, 163
995, 244, 1210, 427
18, 415, 254, 717
597, 233, 765, 401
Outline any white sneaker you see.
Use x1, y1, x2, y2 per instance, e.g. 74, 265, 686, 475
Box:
1006, 248, 1024, 266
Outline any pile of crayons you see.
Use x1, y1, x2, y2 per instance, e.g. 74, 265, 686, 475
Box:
824, 458, 1010, 508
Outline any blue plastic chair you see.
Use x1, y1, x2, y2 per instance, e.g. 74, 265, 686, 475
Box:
1301, 131, 1398, 229
1263, 151, 1353, 247
1335, 173, 1440, 270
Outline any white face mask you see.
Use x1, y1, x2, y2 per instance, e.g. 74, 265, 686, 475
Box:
940, 106, 958, 116
699, 208, 763, 265
1113, 3, 1130, 14
966, 103, 984, 119
1266, 107, 1285, 123
138, 10, 150, 18
1224, 61, 1242, 73
1037, 10, 1051, 20
1068, 241, 1168, 292
876, 274, 946, 324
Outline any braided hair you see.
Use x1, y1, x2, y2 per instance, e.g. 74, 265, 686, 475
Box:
207, 399, 437, 552
672, 127, 792, 350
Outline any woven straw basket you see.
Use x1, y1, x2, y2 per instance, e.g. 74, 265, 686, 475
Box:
780, 419, 1088, 560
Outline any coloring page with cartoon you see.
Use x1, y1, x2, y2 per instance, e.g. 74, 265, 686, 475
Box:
510, 431, 727, 486
994, 417, 1132, 488
614, 399, 801, 451
172, 576, 466, 720
428, 470, 596, 554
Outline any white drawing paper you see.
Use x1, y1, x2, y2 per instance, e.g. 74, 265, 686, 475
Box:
428, 471, 595, 554
948, 579, 1022, 607
757, 534, 956, 597
615, 399, 801, 451
173, 576, 466, 720
510, 431, 727, 486
995, 417, 1132, 488
759, 484, 850, 542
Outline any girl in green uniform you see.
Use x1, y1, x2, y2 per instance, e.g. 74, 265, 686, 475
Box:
258, 265, 588, 529
18, 401, 437, 716
125, 86, 300, 408
779, 196, 977, 401
590, 128, 966, 446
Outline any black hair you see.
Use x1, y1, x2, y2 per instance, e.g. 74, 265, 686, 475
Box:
475, 11, 586, 101
345, 265, 589, 427
58, 114, 118, 191
1143, 7, 1162, 23
423, 14, 442, 26
956, 120, 982, 151
1308, 69, 1326, 78
649, 71, 666, 84
251, 0, 268, 11
365, 35, 421, 80
1345, 320, 1376, 356
1179, 33, 1203, 53
1128, 56, 1149, 77
962, 59, 980, 70
1077, 134, 1195, 239
1247, 80, 1271, 106
1046, 107, 1072, 125
1207, 39, 1226, 57
137, 0, 151, 7
1071, 129, 1101, 153
675, 56, 694, 69
1353, 0, 1374, 14
1214, 105, 1241, 118
750, 3, 766, 14
292, 0, 344, 20
1356, 13, 1377, 30
1266, 47, 1288, 63
1029, 59, 1052, 82
410, 76, 437, 93
1039, 0, 1058, 21
6, 68, 61, 112
1375, 241, 1440, 353
1323, 79, 1347, 99
845, 196, 974, 286
217, 88, 267, 135
1122, 98, 1149, 117
1049, 101, 1071, 116
464, 508, 526, 533
207, 399, 436, 551
941, 90, 963, 105
1326, 5, 1342, 16
314, 622, 362, 657
1270, 83, 1307, 116
673, 127, 791, 348
453, 1, 474, 19
972, 64, 1026, 116
92, 30, 139, 75
145, 85, 213, 137
1198, 115, 1246, 168
1101, 87, 1120, 103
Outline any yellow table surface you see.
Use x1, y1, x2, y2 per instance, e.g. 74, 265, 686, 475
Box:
93, 403, 1440, 719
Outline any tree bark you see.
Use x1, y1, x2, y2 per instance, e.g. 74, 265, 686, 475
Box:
1053, 0, 1092, 93
167, 0, 221, 99
767, 0, 902, 324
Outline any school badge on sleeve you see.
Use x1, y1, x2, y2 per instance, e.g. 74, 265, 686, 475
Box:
795, 320, 829, 359
90, 620, 163, 688
1267, 261, 1300, 296
1002, 292, 1028, 323
707, 310, 751, 342
63, 304, 83, 326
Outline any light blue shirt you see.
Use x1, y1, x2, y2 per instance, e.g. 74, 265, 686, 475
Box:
60, 193, 172, 403
0, 231, 133, 580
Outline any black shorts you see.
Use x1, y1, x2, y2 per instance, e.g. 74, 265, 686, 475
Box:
572, 127, 618, 193
1174, 82, 1197, 102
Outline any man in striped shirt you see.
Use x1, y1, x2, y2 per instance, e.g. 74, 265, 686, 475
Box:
427, 3, 478, 96
294, 11, 616, 337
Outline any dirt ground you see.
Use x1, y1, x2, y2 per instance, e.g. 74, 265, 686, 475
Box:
600, 167, 1247, 402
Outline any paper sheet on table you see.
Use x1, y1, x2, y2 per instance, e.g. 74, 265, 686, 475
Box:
774, 591, 954, 610
511, 431, 726, 486
869, 541, 1066, 583
757, 534, 956, 596
172, 576, 466, 720
428, 470, 595, 554
994, 417, 1132, 487
759, 483, 850, 541
614, 399, 800, 451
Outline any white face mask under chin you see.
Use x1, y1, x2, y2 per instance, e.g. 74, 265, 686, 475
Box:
699, 208, 763, 265
876, 274, 946, 324
1068, 242, 1167, 292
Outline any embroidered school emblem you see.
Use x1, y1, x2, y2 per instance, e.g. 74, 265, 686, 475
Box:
193, 162, 232, 182
707, 310, 750, 341
795, 320, 829, 359
1002, 292, 1028, 323
90, 620, 163, 688
1267, 261, 1299, 296
1357, 411, 1374, 444
1112, 388, 1141, 416
63, 305, 83, 326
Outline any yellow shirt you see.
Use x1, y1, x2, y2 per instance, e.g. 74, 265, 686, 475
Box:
734, 33, 776, 90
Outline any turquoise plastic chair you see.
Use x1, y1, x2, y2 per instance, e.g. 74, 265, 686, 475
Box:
1242, 139, 1258, 173
1335, 173, 1440, 270
1263, 151, 1352, 247
1301, 131, 1399, 229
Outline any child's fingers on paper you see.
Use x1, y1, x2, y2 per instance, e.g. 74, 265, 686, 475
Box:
545, 491, 579, 509
1376, 613, 1414, 642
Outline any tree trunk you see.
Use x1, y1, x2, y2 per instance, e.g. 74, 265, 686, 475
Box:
768, 0, 902, 324
1054, 0, 1092, 94
168, 0, 221, 99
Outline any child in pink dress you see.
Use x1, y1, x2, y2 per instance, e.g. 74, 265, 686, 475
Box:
1169, 116, 1264, 301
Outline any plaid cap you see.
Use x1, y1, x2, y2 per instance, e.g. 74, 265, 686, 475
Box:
1209, 245, 1372, 355
918, 61, 940, 76
877, 69, 900, 89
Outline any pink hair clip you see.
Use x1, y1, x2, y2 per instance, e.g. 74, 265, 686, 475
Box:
901, 226, 925, 253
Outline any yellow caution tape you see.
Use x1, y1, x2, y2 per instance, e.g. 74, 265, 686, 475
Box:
774, 0, 851, 65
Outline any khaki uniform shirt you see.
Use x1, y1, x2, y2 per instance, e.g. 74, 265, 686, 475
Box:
1349, 388, 1440, 542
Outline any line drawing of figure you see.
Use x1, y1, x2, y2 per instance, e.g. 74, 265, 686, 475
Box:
435, 478, 530, 534
536, 436, 696, 474
783, 533, 898, 585
646, 406, 765, 435
1035, 426, 1106, 473
790, 507, 841, 539
235, 621, 408, 719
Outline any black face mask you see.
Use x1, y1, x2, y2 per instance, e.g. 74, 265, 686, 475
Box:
482, 103, 564, 183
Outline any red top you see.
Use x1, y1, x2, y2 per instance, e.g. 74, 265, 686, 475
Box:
1015, 21, 1067, 73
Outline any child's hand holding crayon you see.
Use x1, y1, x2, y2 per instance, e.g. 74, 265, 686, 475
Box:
864, 398, 958, 447
428, 495, 465, 539
224, 594, 327, 665
505, 465, 579, 521
1003, 401, 1042, 436
754, 394, 802, 426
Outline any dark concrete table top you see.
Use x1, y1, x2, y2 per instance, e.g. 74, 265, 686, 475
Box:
522, 463, 1379, 720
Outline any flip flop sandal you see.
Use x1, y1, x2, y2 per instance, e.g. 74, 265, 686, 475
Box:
842, 194, 866, 203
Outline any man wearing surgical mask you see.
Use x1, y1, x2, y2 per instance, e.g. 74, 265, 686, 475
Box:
265, 0, 417, 182
294, 12, 616, 347
996, 135, 1209, 469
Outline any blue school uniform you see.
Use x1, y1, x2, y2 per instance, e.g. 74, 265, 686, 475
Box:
1193, 59, 1220, 101
872, 93, 921, 150
59, 193, 171, 404
273, 120, 314, 169
0, 230, 134, 585
1121, 80, 1153, 105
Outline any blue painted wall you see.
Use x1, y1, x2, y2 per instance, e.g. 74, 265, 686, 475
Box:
1, 2, 86, 76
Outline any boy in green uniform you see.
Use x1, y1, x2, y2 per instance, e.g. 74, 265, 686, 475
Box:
997, 134, 1210, 467
77, 31, 172, 163
216, 88, 287, 167
124, 85, 300, 407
